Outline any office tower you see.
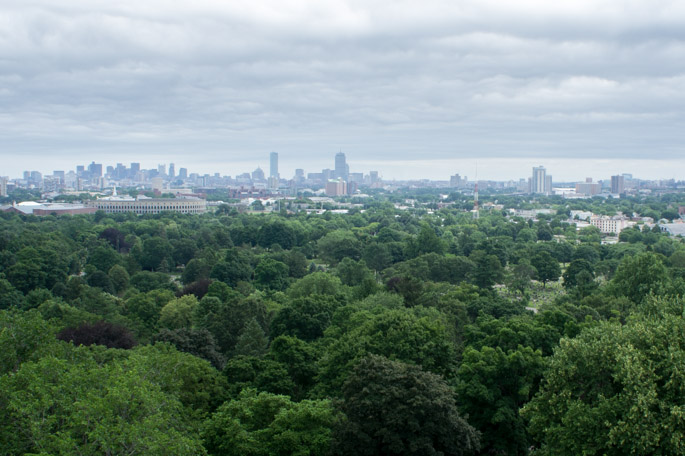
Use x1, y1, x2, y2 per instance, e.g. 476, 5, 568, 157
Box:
252, 167, 265, 181
450, 174, 461, 188
158, 164, 166, 176
53, 171, 65, 184
294, 169, 305, 181
23, 171, 30, 180
130, 162, 140, 174
106, 166, 114, 175
169, 163, 175, 178
76, 165, 85, 177
0, 177, 8, 196
88, 162, 102, 177
30, 171, 42, 184
179, 168, 188, 179
335, 152, 348, 181
114, 163, 126, 179
270, 152, 279, 178
611, 175, 625, 194
531, 166, 547, 194
369, 171, 379, 184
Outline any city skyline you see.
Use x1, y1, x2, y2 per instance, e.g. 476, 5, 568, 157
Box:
2, 1, 684, 180
4, 155, 676, 185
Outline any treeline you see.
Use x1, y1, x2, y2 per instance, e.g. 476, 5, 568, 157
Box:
0, 198, 684, 455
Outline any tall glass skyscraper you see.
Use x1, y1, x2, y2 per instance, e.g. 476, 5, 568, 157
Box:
270, 152, 279, 178
335, 152, 348, 181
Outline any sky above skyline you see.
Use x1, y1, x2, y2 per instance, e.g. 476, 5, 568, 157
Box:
2, 0, 685, 181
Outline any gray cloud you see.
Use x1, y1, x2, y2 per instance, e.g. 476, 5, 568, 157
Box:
1, 0, 685, 179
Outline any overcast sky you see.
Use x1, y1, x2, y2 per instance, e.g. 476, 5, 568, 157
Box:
2, 0, 685, 181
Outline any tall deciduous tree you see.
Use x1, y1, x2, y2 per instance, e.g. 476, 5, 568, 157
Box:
522, 308, 685, 455
333, 355, 480, 456
531, 251, 561, 288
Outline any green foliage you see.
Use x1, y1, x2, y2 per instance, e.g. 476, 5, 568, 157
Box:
316, 229, 361, 265
0, 309, 57, 375
287, 272, 344, 299
203, 389, 337, 456
523, 309, 685, 455
159, 295, 199, 330
233, 318, 269, 357
333, 355, 480, 456
0, 347, 205, 455
531, 251, 561, 287
608, 251, 670, 304
254, 258, 290, 291
317, 306, 456, 395
457, 345, 545, 454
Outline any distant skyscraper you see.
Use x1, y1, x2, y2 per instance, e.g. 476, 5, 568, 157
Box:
611, 175, 625, 194
178, 168, 188, 179
450, 174, 461, 188
252, 167, 265, 181
169, 163, 175, 178
270, 152, 279, 178
0, 177, 8, 196
531, 166, 547, 194
335, 152, 348, 181
88, 162, 102, 178
158, 164, 166, 176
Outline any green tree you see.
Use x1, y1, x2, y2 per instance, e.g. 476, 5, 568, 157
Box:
254, 258, 290, 291
608, 252, 670, 304
531, 251, 561, 288
333, 355, 480, 456
317, 307, 455, 395
233, 318, 269, 357
562, 259, 594, 289
0, 348, 205, 455
87, 245, 121, 272
159, 295, 199, 330
317, 229, 361, 265
470, 250, 504, 289
0, 309, 57, 375
0, 279, 25, 310
456, 345, 545, 455
507, 261, 536, 296
522, 310, 685, 455
203, 389, 337, 456
108, 264, 130, 294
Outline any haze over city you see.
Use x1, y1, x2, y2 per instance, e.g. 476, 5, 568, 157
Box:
2, 0, 684, 179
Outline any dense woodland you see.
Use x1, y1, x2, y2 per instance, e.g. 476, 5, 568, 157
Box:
1, 192, 684, 455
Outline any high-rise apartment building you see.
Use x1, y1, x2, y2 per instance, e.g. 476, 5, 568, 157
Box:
531, 166, 546, 194
270, 152, 279, 178
0, 177, 8, 197
611, 175, 625, 194
531, 166, 552, 195
335, 152, 348, 181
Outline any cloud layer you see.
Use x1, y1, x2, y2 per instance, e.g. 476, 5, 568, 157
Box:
2, 0, 685, 179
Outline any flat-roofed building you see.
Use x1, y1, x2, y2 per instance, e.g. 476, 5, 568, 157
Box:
87, 196, 206, 214
589, 215, 635, 234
